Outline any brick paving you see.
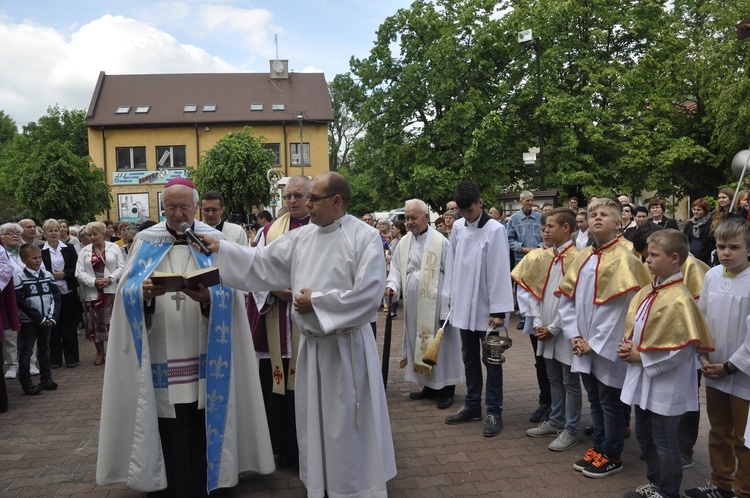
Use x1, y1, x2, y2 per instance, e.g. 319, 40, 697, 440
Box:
0, 313, 714, 497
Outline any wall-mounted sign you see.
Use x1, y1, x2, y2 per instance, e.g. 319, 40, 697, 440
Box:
113, 169, 187, 186
118, 193, 150, 222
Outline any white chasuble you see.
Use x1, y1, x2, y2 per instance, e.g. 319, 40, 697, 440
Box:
216, 214, 396, 498
386, 226, 462, 389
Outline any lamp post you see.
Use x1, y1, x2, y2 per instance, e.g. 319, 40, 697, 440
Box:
518, 29, 545, 189
297, 113, 305, 177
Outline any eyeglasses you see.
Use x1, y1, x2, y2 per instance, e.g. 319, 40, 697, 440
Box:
2, 231, 21, 236
165, 205, 194, 214
201, 207, 222, 213
306, 193, 336, 203
283, 193, 306, 201
622, 210, 631, 213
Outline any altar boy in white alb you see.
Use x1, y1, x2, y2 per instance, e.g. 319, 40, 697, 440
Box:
203, 172, 396, 498
96, 178, 274, 496
385, 198, 461, 410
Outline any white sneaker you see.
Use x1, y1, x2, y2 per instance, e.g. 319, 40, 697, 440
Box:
29, 365, 40, 376
526, 420, 559, 437
4, 368, 17, 379
548, 431, 578, 451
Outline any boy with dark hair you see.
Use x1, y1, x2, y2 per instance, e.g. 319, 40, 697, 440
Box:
443, 181, 514, 437
557, 198, 652, 478
14, 243, 60, 395
684, 219, 750, 498
515, 208, 582, 451
619, 229, 713, 498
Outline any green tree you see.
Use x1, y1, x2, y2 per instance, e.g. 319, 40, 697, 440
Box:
0, 110, 17, 149
328, 74, 364, 172
16, 140, 111, 223
190, 127, 276, 217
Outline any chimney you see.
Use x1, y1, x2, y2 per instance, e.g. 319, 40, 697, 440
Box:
270, 60, 289, 80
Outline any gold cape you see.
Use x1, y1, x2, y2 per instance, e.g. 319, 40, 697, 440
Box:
511, 243, 577, 300
556, 236, 652, 304
642, 255, 709, 300
624, 278, 714, 352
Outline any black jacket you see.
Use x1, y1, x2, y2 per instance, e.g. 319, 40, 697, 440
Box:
683, 217, 715, 266
41, 244, 79, 291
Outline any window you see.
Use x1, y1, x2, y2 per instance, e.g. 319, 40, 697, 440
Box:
202, 104, 216, 112
156, 146, 187, 168
290, 143, 310, 166
183, 104, 198, 113
272, 103, 285, 111
135, 105, 151, 114
264, 143, 281, 166
116, 147, 147, 170
115, 105, 131, 114
251, 103, 264, 111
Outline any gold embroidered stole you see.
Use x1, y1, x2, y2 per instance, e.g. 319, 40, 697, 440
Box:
264, 213, 300, 394
398, 229, 444, 376
512, 243, 577, 300
624, 278, 714, 352
556, 237, 652, 304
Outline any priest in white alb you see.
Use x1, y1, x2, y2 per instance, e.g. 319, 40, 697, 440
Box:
385, 198, 461, 410
96, 178, 274, 496
198, 172, 396, 498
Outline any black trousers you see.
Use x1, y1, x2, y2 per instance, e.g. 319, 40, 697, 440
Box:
529, 335, 551, 406
258, 358, 299, 463
49, 291, 79, 366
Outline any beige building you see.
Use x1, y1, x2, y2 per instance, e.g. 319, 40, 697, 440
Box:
86, 63, 334, 222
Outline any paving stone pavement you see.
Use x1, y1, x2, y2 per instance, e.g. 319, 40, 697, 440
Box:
1, 314, 714, 497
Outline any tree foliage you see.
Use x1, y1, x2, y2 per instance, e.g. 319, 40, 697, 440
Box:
328, 74, 364, 172
190, 127, 276, 217
335, 0, 750, 208
0, 111, 17, 149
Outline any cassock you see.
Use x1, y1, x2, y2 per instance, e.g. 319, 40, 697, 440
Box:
96, 222, 274, 494
216, 214, 396, 498
248, 212, 310, 464
385, 226, 462, 389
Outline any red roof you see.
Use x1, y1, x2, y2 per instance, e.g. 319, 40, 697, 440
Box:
86, 71, 334, 127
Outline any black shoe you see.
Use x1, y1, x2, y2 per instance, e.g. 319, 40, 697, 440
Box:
445, 406, 482, 425
409, 387, 439, 400
23, 384, 43, 395
516, 320, 526, 330
483, 413, 503, 437
437, 395, 454, 410
50, 364, 61, 369
529, 404, 550, 423
66, 363, 79, 368
583, 425, 594, 436
40, 380, 57, 391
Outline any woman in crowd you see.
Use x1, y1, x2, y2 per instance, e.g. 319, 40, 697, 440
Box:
734, 189, 749, 215
443, 210, 458, 239
434, 216, 446, 235
621, 203, 637, 241
710, 187, 734, 233
75, 222, 124, 366
387, 221, 407, 319
41, 219, 80, 369
683, 198, 715, 265
57, 219, 79, 252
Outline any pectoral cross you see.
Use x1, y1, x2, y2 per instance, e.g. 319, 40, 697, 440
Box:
171, 292, 186, 311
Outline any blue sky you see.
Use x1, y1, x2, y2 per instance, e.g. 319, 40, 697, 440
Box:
0, 0, 413, 127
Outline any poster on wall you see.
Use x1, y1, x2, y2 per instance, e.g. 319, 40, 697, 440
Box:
118, 193, 150, 222
157, 191, 166, 222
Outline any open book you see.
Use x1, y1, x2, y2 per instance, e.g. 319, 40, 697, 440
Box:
150, 267, 220, 292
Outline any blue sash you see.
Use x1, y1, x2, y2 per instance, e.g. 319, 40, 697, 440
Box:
121, 226, 233, 492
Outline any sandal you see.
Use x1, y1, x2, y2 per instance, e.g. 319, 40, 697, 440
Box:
94, 357, 104, 366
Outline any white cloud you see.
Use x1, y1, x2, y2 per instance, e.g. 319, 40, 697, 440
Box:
0, 14, 242, 126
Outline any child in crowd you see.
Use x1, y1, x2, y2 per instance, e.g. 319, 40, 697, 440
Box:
557, 198, 652, 478
683, 220, 750, 498
619, 229, 714, 498
14, 243, 60, 395
515, 208, 582, 451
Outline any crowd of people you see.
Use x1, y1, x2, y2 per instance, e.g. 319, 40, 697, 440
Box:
2, 176, 750, 498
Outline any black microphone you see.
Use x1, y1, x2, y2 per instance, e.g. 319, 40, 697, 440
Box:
178, 222, 212, 256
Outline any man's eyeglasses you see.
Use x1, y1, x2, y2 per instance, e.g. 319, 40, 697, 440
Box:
202, 207, 222, 213
2, 231, 21, 236
283, 193, 306, 201
306, 193, 336, 203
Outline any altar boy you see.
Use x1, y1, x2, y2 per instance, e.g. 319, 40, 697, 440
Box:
619, 229, 713, 498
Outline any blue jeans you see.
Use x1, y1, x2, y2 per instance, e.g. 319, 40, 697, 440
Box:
18, 322, 52, 389
581, 373, 624, 459
461, 329, 503, 416
635, 406, 682, 498
545, 358, 581, 435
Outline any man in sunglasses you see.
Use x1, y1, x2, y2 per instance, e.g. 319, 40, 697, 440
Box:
200, 190, 248, 245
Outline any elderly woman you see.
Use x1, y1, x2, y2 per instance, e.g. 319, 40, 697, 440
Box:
443, 210, 458, 239
120, 225, 139, 260
683, 198, 715, 265
41, 219, 80, 368
75, 222, 124, 365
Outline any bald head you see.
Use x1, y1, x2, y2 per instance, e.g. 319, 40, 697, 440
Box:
316, 172, 351, 209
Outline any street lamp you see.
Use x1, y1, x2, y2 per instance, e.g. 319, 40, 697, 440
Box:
518, 29, 545, 189
297, 113, 305, 177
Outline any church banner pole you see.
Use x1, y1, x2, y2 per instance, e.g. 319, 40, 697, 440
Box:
382, 311, 393, 388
